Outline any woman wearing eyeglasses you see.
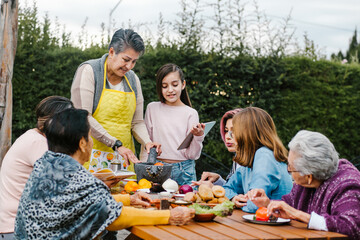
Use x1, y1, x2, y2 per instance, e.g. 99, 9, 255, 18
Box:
223, 107, 293, 213
248, 130, 360, 240
192, 108, 243, 186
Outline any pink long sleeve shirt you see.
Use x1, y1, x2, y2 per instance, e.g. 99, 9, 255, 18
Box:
141, 102, 204, 161
0, 129, 47, 233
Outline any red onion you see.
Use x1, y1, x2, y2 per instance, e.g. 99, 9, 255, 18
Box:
179, 185, 193, 194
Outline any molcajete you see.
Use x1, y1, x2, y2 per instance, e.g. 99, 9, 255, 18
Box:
134, 148, 172, 184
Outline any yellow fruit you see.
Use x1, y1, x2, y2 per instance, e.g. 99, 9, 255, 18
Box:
138, 179, 152, 189
124, 181, 139, 192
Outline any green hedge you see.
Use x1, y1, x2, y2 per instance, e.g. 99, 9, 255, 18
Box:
12, 45, 360, 172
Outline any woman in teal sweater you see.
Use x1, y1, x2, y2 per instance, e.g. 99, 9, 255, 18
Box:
223, 107, 292, 213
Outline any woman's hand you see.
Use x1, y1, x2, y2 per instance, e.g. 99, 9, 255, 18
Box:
102, 179, 121, 189
267, 200, 310, 223
117, 146, 140, 166
169, 206, 195, 225
190, 123, 205, 136
191, 172, 220, 186
130, 192, 152, 207
145, 142, 162, 156
232, 194, 248, 208
247, 189, 270, 208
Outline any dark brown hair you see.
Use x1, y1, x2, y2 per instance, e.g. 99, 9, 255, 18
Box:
35, 96, 74, 133
155, 63, 192, 107
232, 107, 288, 167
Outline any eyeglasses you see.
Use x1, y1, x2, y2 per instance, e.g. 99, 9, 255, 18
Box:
227, 130, 234, 139
287, 164, 300, 174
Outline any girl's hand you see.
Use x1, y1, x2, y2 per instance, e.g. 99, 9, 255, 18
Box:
232, 194, 248, 208
145, 142, 162, 156
117, 146, 140, 165
247, 189, 270, 208
190, 123, 205, 136
169, 207, 195, 225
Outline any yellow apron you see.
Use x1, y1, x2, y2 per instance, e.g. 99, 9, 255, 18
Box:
86, 58, 136, 173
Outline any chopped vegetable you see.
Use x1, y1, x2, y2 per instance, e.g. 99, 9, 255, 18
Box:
255, 207, 269, 221
188, 201, 235, 217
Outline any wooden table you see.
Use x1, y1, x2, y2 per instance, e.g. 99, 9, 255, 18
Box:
127, 209, 349, 240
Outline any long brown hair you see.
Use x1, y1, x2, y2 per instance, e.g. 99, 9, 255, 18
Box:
232, 107, 288, 167
155, 63, 192, 107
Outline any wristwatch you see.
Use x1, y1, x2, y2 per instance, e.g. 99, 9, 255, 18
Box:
112, 140, 123, 151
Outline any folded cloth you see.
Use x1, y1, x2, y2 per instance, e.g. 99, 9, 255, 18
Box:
14, 151, 122, 239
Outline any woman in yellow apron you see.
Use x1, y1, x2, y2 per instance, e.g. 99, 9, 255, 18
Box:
71, 29, 161, 174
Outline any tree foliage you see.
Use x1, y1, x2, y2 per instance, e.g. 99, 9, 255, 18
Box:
12, 1, 360, 177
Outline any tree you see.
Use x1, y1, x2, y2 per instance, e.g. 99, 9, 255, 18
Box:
0, 0, 19, 168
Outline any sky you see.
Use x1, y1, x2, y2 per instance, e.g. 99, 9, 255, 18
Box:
31, 0, 360, 58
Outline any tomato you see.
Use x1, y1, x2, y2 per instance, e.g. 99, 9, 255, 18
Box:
255, 207, 269, 221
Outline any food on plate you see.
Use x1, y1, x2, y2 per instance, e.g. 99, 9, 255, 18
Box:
198, 184, 214, 201
254, 207, 269, 221
138, 178, 152, 189
212, 185, 225, 198
207, 198, 218, 204
179, 185, 193, 194
162, 179, 178, 192
168, 199, 192, 208
189, 201, 235, 217
124, 181, 139, 193
187, 184, 228, 204
217, 197, 227, 204
154, 162, 164, 166
184, 192, 196, 202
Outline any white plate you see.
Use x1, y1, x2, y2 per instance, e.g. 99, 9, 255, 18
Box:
173, 193, 185, 199
137, 189, 150, 193
92, 170, 135, 181
242, 214, 290, 225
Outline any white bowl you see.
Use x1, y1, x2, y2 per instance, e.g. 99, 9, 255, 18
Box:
159, 191, 172, 198
137, 188, 150, 193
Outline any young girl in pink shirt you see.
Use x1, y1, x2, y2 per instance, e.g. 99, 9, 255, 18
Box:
142, 63, 205, 185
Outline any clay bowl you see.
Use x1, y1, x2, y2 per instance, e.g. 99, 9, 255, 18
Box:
194, 213, 216, 222
168, 199, 192, 208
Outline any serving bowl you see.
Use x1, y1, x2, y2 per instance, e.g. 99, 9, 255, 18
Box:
168, 199, 192, 208
194, 213, 216, 222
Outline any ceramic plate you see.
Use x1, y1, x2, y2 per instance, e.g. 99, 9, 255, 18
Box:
173, 193, 185, 199
242, 215, 290, 225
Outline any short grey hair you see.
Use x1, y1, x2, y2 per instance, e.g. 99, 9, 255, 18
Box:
109, 29, 145, 55
288, 130, 339, 181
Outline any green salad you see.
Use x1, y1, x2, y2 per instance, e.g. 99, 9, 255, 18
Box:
188, 201, 235, 217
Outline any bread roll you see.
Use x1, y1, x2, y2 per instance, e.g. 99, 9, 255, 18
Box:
198, 184, 214, 201
212, 185, 225, 198
184, 192, 196, 202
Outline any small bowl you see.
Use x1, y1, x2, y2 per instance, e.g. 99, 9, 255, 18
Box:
159, 191, 173, 198
194, 213, 216, 222
168, 199, 192, 208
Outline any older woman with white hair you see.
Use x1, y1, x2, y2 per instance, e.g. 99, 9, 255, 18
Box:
248, 130, 360, 240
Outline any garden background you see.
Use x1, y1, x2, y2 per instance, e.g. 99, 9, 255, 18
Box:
12, 2, 360, 177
